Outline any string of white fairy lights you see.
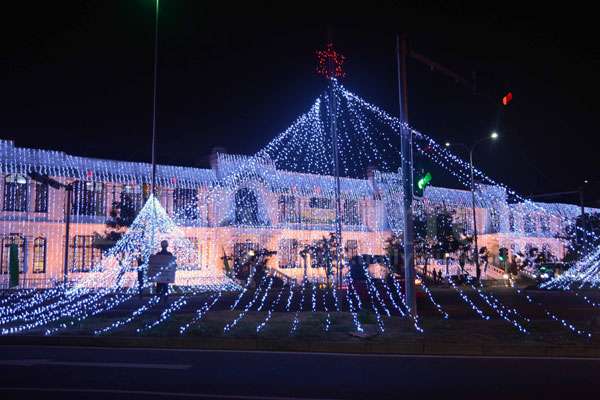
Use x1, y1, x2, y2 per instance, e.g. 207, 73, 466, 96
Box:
2, 76, 598, 338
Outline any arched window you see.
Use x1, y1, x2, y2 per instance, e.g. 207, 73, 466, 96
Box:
33, 237, 46, 274
72, 180, 105, 217
174, 188, 199, 220
488, 208, 500, 233
3, 174, 28, 212
0, 234, 26, 274
34, 182, 48, 213
234, 188, 259, 225
524, 214, 536, 234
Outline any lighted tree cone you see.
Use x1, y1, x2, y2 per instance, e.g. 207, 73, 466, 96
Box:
72, 195, 237, 290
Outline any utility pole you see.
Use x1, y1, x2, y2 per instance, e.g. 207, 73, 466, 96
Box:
151, 0, 160, 197
329, 77, 344, 290
469, 149, 481, 281
396, 34, 416, 316
317, 31, 345, 290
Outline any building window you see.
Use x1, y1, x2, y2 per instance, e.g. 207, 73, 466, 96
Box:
343, 199, 360, 225
72, 181, 105, 217
33, 237, 46, 273
3, 174, 28, 212
309, 197, 333, 209
174, 188, 199, 220
34, 182, 48, 213
1, 234, 26, 274
278, 239, 299, 268
278, 195, 298, 223
234, 188, 259, 225
488, 208, 500, 233
539, 214, 550, 234
508, 211, 515, 232
304, 197, 335, 224
346, 240, 358, 258
524, 214, 536, 234
120, 184, 142, 222
70, 235, 101, 272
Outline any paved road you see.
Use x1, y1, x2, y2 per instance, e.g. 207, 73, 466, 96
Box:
0, 345, 598, 399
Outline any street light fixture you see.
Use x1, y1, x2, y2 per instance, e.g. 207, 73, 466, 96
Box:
444, 132, 499, 281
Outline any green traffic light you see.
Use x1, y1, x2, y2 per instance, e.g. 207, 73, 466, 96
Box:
417, 172, 432, 190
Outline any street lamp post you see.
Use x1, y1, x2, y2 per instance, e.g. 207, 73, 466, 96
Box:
445, 132, 498, 281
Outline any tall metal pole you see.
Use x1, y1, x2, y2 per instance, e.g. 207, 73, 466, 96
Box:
396, 34, 416, 316
321, 28, 344, 290
151, 0, 160, 196
63, 185, 72, 285
469, 148, 481, 281
328, 78, 343, 289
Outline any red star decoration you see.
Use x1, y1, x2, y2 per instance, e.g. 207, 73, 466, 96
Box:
316, 43, 346, 79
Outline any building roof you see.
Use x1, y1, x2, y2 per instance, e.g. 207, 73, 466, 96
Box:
2, 139, 598, 215
0, 140, 216, 188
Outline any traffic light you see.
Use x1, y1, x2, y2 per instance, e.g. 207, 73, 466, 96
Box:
498, 247, 508, 263
413, 170, 432, 198
501, 92, 513, 106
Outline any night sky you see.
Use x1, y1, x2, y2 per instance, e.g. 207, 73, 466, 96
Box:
1, 1, 598, 205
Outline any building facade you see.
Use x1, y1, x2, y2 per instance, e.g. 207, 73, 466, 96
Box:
0, 139, 593, 287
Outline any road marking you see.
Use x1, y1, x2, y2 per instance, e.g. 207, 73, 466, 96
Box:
0, 387, 338, 400
0, 359, 49, 366
2, 344, 600, 362
0, 359, 190, 370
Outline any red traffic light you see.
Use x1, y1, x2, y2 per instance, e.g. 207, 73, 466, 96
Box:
502, 92, 513, 106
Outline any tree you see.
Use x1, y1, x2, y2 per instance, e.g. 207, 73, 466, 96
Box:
562, 212, 600, 264
93, 200, 136, 252
305, 233, 338, 286
431, 208, 460, 275
250, 248, 277, 287
234, 247, 277, 285
433, 209, 459, 256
